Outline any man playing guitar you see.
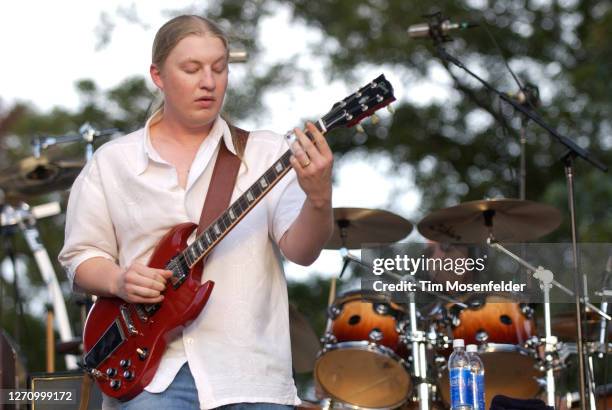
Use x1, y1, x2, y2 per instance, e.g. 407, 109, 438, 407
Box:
59, 14, 333, 410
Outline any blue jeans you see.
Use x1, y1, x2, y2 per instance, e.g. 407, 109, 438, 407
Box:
119, 363, 294, 410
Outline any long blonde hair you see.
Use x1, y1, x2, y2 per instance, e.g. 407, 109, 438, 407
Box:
149, 15, 246, 155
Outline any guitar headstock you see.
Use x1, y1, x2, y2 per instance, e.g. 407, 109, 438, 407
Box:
322, 74, 396, 131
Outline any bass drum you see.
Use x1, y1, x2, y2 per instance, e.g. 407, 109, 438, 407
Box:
438, 294, 542, 410
315, 290, 411, 410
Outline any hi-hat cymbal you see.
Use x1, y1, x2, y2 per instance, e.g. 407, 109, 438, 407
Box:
289, 304, 320, 373
0, 153, 84, 198
324, 207, 413, 249
418, 198, 561, 243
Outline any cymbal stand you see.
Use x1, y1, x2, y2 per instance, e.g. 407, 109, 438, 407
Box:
322, 220, 350, 341
0, 201, 77, 369
31, 123, 118, 161
487, 238, 611, 407
409, 290, 430, 410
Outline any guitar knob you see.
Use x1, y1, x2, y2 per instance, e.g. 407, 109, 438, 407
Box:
136, 347, 148, 360
119, 359, 131, 368
109, 379, 121, 390
123, 370, 134, 380
105, 368, 117, 377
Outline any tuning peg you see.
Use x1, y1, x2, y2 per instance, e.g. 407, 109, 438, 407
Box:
356, 124, 365, 133
370, 114, 380, 125
387, 104, 395, 114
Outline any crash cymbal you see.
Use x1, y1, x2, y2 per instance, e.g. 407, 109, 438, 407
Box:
418, 198, 561, 243
0, 153, 84, 198
325, 207, 413, 249
289, 304, 320, 373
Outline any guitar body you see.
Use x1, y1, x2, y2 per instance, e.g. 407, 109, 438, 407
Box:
82, 222, 214, 401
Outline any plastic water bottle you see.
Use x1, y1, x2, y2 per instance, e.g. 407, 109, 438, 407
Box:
449, 339, 473, 410
466, 344, 486, 410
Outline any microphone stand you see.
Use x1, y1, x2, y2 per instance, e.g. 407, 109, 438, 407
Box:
434, 45, 608, 410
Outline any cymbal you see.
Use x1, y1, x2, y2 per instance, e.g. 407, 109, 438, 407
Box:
0, 153, 84, 198
289, 304, 320, 373
325, 207, 413, 249
418, 198, 561, 243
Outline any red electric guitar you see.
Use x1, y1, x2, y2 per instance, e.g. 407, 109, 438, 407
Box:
81, 75, 396, 400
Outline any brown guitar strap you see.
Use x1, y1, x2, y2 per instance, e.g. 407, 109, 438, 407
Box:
196, 125, 249, 236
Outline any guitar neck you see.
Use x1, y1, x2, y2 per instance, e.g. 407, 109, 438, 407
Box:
181, 122, 324, 268
178, 73, 396, 269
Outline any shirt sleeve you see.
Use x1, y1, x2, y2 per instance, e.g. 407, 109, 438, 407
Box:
265, 135, 307, 247
58, 155, 118, 292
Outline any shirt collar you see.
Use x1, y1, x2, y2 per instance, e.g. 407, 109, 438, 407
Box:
135, 111, 237, 175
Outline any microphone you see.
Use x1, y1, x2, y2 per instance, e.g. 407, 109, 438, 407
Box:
598, 255, 612, 357
407, 19, 477, 39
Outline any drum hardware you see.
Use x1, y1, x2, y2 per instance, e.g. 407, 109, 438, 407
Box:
520, 303, 535, 319
487, 239, 611, 408
31, 123, 118, 162
488, 240, 611, 323
0, 201, 77, 369
532, 336, 566, 374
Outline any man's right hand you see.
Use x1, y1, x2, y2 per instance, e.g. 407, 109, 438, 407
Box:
112, 262, 172, 304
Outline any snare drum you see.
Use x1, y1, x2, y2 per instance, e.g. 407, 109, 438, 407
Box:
439, 294, 542, 409
315, 291, 412, 410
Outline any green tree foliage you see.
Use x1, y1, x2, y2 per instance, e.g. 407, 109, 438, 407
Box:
204, 0, 611, 241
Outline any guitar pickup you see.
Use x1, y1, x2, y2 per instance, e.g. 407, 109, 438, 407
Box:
170, 271, 187, 289
120, 305, 139, 336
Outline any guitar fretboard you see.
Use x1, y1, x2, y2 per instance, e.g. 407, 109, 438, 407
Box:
181, 143, 294, 268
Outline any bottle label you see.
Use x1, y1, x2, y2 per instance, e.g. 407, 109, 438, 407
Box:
450, 368, 473, 408
475, 373, 485, 410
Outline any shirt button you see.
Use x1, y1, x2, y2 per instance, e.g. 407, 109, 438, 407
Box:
186, 337, 194, 345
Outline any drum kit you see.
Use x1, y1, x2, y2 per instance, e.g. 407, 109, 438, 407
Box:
308, 206, 612, 410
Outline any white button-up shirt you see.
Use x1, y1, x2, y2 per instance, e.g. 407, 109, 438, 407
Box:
58, 114, 305, 409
